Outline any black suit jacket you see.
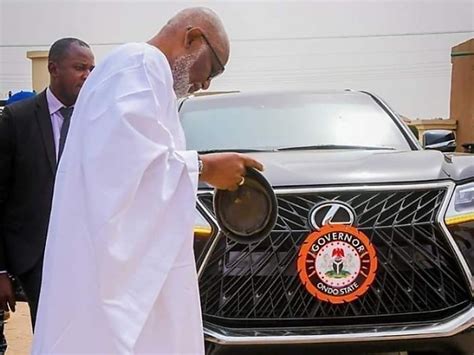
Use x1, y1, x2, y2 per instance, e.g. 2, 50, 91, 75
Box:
0, 90, 57, 275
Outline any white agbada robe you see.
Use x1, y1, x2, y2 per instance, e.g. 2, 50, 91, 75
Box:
32, 43, 204, 354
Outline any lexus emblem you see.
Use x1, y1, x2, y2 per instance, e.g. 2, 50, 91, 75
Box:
309, 202, 356, 231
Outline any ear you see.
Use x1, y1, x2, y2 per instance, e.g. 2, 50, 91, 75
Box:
48, 61, 58, 77
184, 27, 204, 49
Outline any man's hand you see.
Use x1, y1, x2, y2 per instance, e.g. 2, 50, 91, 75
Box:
199, 153, 264, 191
0, 273, 15, 312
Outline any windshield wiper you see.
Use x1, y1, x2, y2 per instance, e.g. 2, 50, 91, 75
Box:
276, 144, 396, 151
198, 148, 273, 154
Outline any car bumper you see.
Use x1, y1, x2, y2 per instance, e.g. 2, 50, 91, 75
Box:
206, 328, 473, 355
204, 306, 474, 354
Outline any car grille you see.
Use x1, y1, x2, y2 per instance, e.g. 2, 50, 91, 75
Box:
197, 186, 471, 328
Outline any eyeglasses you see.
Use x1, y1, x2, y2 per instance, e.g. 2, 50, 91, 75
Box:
200, 33, 225, 80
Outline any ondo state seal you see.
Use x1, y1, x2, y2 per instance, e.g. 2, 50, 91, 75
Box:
297, 224, 377, 304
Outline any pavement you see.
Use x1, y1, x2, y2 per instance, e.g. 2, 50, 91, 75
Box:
4, 302, 32, 354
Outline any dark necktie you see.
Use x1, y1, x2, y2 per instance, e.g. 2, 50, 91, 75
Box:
58, 106, 73, 161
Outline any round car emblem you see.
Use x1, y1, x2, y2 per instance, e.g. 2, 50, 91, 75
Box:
309, 202, 356, 231
297, 224, 378, 304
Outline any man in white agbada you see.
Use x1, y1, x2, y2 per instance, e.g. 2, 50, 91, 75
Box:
32, 7, 263, 354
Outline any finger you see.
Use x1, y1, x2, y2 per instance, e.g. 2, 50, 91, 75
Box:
227, 183, 239, 192
243, 156, 264, 171
0, 300, 7, 312
8, 295, 15, 312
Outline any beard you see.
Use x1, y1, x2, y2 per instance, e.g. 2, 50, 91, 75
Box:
171, 49, 202, 99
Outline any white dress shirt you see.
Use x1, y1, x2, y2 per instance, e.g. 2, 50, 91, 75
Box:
46, 88, 73, 160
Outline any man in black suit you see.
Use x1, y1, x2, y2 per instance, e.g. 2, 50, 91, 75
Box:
0, 38, 95, 330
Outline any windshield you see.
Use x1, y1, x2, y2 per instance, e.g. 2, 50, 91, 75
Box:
180, 92, 412, 152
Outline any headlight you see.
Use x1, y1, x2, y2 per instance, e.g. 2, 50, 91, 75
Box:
193, 208, 215, 264
445, 183, 474, 226
194, 210, 213, 238
445, 182, 474, 277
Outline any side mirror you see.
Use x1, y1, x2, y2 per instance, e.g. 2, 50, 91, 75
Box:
423, 130, 456, 152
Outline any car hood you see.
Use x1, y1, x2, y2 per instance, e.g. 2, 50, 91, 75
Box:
233, 149, 474, 187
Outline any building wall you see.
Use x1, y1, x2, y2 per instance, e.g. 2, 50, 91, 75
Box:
26, 51, 48, 93
450, 39, 474, 151
1, 0, 473, 118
